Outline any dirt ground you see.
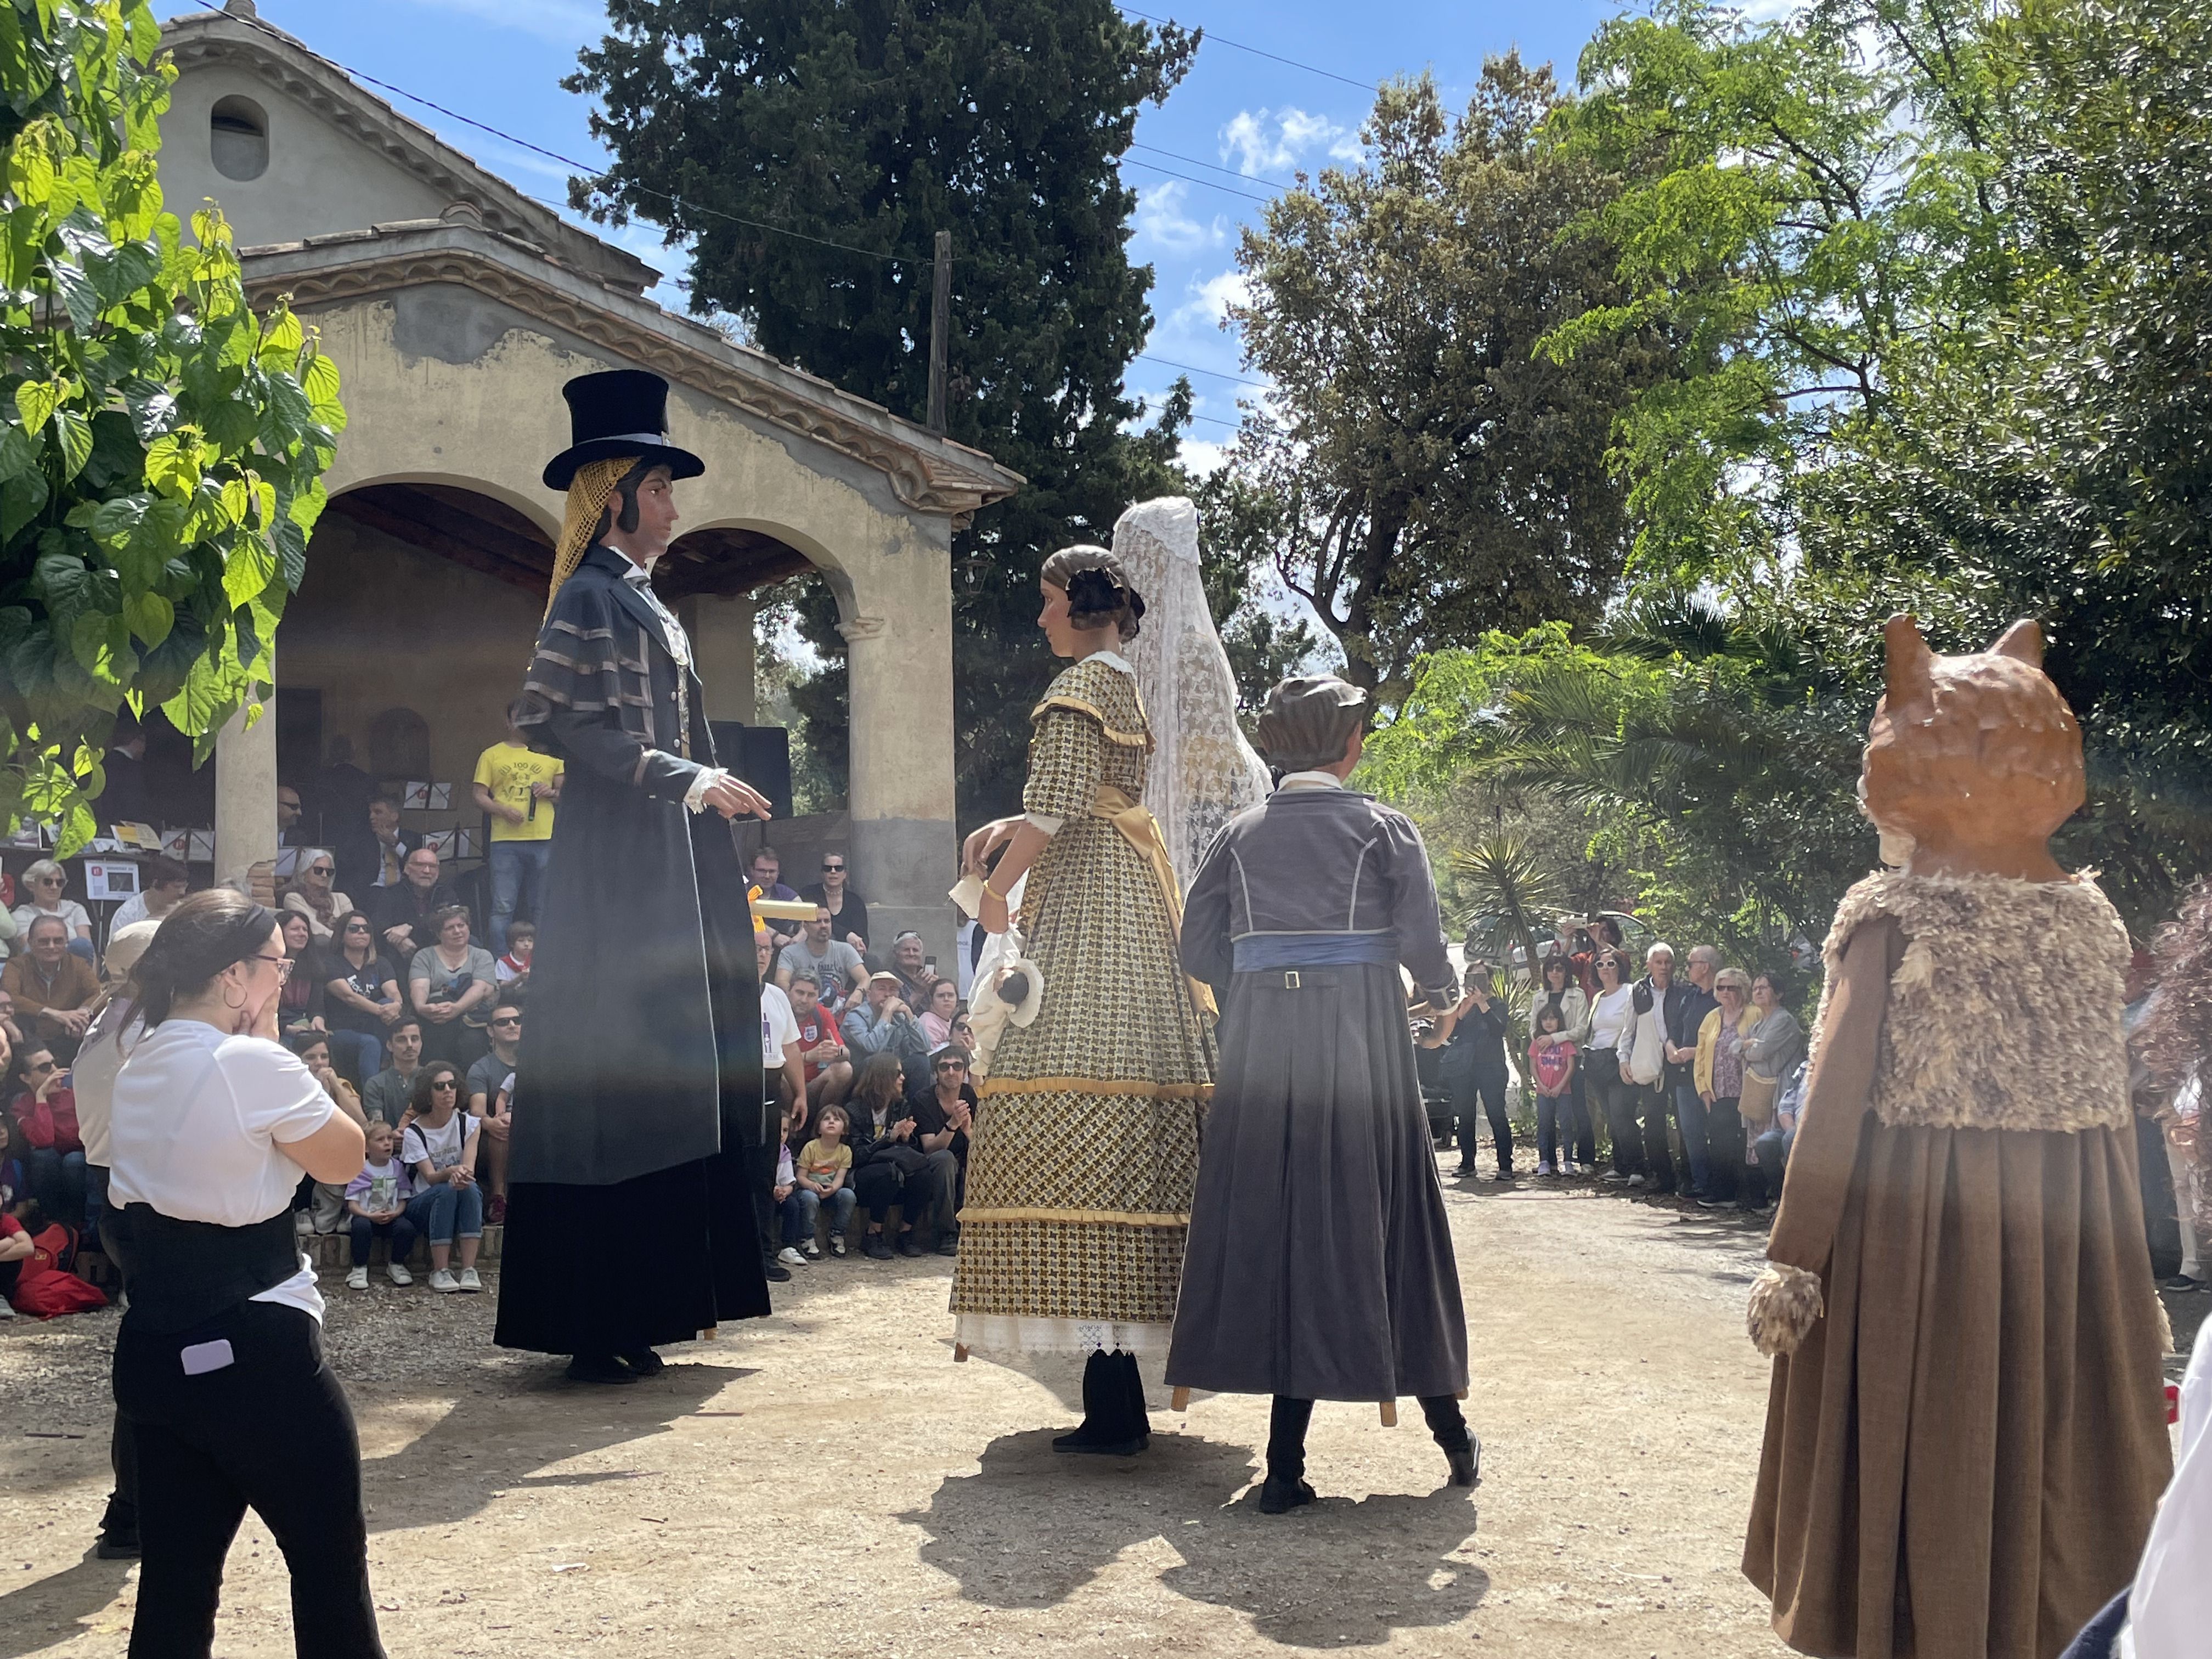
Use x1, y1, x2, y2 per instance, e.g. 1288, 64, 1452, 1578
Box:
1, 1160, 2197, 1659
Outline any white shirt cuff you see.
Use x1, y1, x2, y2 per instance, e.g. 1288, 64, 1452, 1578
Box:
1025, 811, 1064, 835
684, 768, 731, 814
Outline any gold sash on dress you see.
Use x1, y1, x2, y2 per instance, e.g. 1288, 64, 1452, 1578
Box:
1090, 783, 1218, 1023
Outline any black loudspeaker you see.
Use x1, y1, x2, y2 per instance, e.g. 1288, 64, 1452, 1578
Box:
712, 723, 792, 821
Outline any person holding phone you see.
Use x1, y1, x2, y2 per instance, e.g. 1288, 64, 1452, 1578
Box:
104, 890, 381, 1657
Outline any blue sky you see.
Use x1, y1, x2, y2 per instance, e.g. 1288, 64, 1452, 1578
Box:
157, 0, 1622, 474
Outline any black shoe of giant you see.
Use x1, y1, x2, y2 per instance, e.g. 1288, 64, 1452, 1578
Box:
567, 1353, 640, 1386
94, 1527, 140, 1560
763, 1259, 793, 1283
619, 1348, 665, 1378
1258, 1475, 1317, 1514
1446, 1436, 1481, 1488
1051, 1424, 1150, 1457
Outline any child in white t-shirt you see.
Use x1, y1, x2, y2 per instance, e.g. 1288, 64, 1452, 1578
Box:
342, 1118, 416, 1289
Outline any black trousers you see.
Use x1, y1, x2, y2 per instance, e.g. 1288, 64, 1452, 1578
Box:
112, 1300, 383, 1659
748, 1137, 781, 1261
1267, 1393, 1471, 1481
1706, 1096, 1745, 1203
1449, 1066, 1514, 1172
1637, 1081, 1679, 1192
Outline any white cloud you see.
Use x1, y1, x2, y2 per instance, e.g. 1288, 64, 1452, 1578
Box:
1132, 182, 1224, 254
397, 0, 603, 46
1173, 268, 1251, 331
1178, 437, 1231, 477
1218, 106, 1363, 177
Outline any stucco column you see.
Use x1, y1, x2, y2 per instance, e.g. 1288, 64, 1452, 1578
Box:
213, 688, 278, 891
841, 541, 958, 962
678, 593, 758, 725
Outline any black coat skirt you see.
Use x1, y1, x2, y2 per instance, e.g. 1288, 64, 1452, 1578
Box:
1166, 962, 1469, 1401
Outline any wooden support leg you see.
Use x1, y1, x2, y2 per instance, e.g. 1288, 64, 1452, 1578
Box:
1379, 1401, 1398, 1427
1458, 1388, 1468, 1401
1170, 1386, 1190, 1412
954, 1343, 969, 1363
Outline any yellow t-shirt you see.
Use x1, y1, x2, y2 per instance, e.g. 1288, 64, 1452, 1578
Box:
473, 742, 562, 842
799, 1138, 853, 1186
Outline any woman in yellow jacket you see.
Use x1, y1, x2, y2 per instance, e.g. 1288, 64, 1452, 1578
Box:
1693, 966, 1759, 1210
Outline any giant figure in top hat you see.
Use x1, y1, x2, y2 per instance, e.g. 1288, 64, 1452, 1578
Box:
493, 369, 775, 1383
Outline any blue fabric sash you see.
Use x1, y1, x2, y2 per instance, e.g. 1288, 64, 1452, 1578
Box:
1233, 932, 1397, 972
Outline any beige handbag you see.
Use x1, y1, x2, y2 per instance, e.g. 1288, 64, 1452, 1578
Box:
1739, 1066, 1781, 1127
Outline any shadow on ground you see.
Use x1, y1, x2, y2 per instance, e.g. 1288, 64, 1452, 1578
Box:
901, 1429, 1487, 1647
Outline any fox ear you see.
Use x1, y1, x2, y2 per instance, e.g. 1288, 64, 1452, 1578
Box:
1883, 614, 1933, 706
1989, 619, 2044, 668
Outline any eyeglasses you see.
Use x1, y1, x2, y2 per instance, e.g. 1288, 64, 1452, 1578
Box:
253, 953, 295, 981
31, 874, 61, 886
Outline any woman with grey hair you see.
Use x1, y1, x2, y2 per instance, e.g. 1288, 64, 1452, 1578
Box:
1169, 674, 1477, 1511
10, 858, 94, 958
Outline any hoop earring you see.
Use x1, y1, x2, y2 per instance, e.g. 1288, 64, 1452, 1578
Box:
222, 983, 247, 1012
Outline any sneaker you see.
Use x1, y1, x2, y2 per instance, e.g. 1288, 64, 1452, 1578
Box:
2163, 1273, 2209, 1293
456, 1267, 482, 1291
1601, 1170, 1631, 1185
295, 1211, 315, 1236
1560, 1159, 1579, 1176
0, 1300, 13, 1321
387, 1261, 414, 1286
830, 1233, 848, 1259
346, 1266, 369, 1291
800, 1238, 822, 1260
935, 1229, 960, 1257
861, 1233, 894, 1260
777, 1246, 807, 1266
428, 1269, 460, 1293
1536, 1160, 1556, 1176
1697, 1195, 1736, 1211
896, 1231, 925, 1258
1626, 1173, 1647, 1189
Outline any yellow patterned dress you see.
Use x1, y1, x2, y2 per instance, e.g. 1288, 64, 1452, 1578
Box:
950, 652, 1216, 1357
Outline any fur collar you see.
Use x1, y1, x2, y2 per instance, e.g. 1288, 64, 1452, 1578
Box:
1816, 870, 2132, 1133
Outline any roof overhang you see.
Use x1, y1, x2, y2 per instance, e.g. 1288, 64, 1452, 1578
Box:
242, 219, 1025, 521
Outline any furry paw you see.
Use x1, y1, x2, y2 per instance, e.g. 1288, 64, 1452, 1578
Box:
1747, 1263, 1825, 1357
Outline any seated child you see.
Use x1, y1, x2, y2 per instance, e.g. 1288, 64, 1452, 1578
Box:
343, 1118, 417, 1289
781, 1103, 858, 1261
494, 922, 533, 989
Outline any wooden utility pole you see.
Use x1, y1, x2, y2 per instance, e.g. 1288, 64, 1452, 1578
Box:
927, 229, 951, 435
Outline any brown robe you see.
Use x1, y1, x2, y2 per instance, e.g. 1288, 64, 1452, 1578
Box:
1745, 873, 2171, 1659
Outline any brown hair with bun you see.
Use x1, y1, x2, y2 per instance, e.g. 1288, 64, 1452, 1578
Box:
1040, 545, 1146, 642
126, 889, 281, 1029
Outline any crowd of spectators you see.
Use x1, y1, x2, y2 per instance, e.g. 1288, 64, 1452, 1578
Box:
1422, 919, 1810, 1214
0, 810, 987, 1308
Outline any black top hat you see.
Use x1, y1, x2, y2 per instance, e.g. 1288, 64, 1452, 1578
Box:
543, 369, 706, 490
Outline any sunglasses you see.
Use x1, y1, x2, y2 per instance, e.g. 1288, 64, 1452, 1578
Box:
936, 1060, 968, 1073
490, 1015, 521, 1028
345, 922, 370, 933
308, 866, 332, 876
821, 862, 844, 872
28, 1059, 56, 1075
431, 1079, 458, 1092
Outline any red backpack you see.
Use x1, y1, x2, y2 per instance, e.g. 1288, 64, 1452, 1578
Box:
9, 1222, 108, 1319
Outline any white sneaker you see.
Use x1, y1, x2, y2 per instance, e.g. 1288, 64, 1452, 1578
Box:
0, 1297, 16, 1319
1627, 1173, 1647, 1189
1536, 1160, 1556, 1176
456, 1267, 482, 1292
346, 1266, 369, 1290
800, 1238, 822, 1260
776, 1246, 806, 1266
428, 1269, 460, 1293
386, 1262, 413, 1286
295, 1212, 315, 1236
1561, 1159, 1580, 1176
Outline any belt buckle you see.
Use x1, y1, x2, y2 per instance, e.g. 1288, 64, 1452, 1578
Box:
1284, 970, 1300, 990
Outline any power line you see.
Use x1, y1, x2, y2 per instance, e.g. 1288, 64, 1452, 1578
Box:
1130, 141, 1293, 191
1137, 353, 1267, 387
1121, 156, 1277, 205
1115, 4, 1381, 95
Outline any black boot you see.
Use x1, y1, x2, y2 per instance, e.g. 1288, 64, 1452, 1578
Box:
619, 1347, 665, 1377
567, 1352, 639, 1385
1259, 1395, 1317, 1514
1420, 1394, 1480, 1487
1053, 1350, 1147, 1455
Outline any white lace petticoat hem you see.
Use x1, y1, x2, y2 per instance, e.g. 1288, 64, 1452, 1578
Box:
952, 1314, 1171, 1358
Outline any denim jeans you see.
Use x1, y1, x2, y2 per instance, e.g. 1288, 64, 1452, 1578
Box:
325, 1028, 384, 1088
1536, 1086, 1596, 1166
403, 1181, 483, 1244
782, 1184, 858, 1245
1672, 1080, 1713, 1197
1749, 1125, 1793, 1209
348, 1211, 419, 1268
487, 840, 552, 954
27, 1146, 86, 1228
1450, 1066, 1514, 1173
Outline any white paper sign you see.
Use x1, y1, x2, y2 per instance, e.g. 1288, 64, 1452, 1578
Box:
402, 781, 452, 811
83, 859, 141, 900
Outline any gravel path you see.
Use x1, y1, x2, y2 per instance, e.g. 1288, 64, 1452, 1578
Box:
0, 1160, 2193, 1658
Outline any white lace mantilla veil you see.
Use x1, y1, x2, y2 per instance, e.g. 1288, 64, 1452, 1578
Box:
1110, 497, 1272, 891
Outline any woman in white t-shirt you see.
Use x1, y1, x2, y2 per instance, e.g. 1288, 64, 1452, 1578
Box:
104, 890, 381, 1658
399, 1061, 484, 1293
1584, 949, 1641, 1184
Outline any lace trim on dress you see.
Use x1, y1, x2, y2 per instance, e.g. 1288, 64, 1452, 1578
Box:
952, 1313, 1169, 1358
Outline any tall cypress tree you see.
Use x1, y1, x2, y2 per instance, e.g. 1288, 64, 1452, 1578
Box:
568, 1, 1197, 823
